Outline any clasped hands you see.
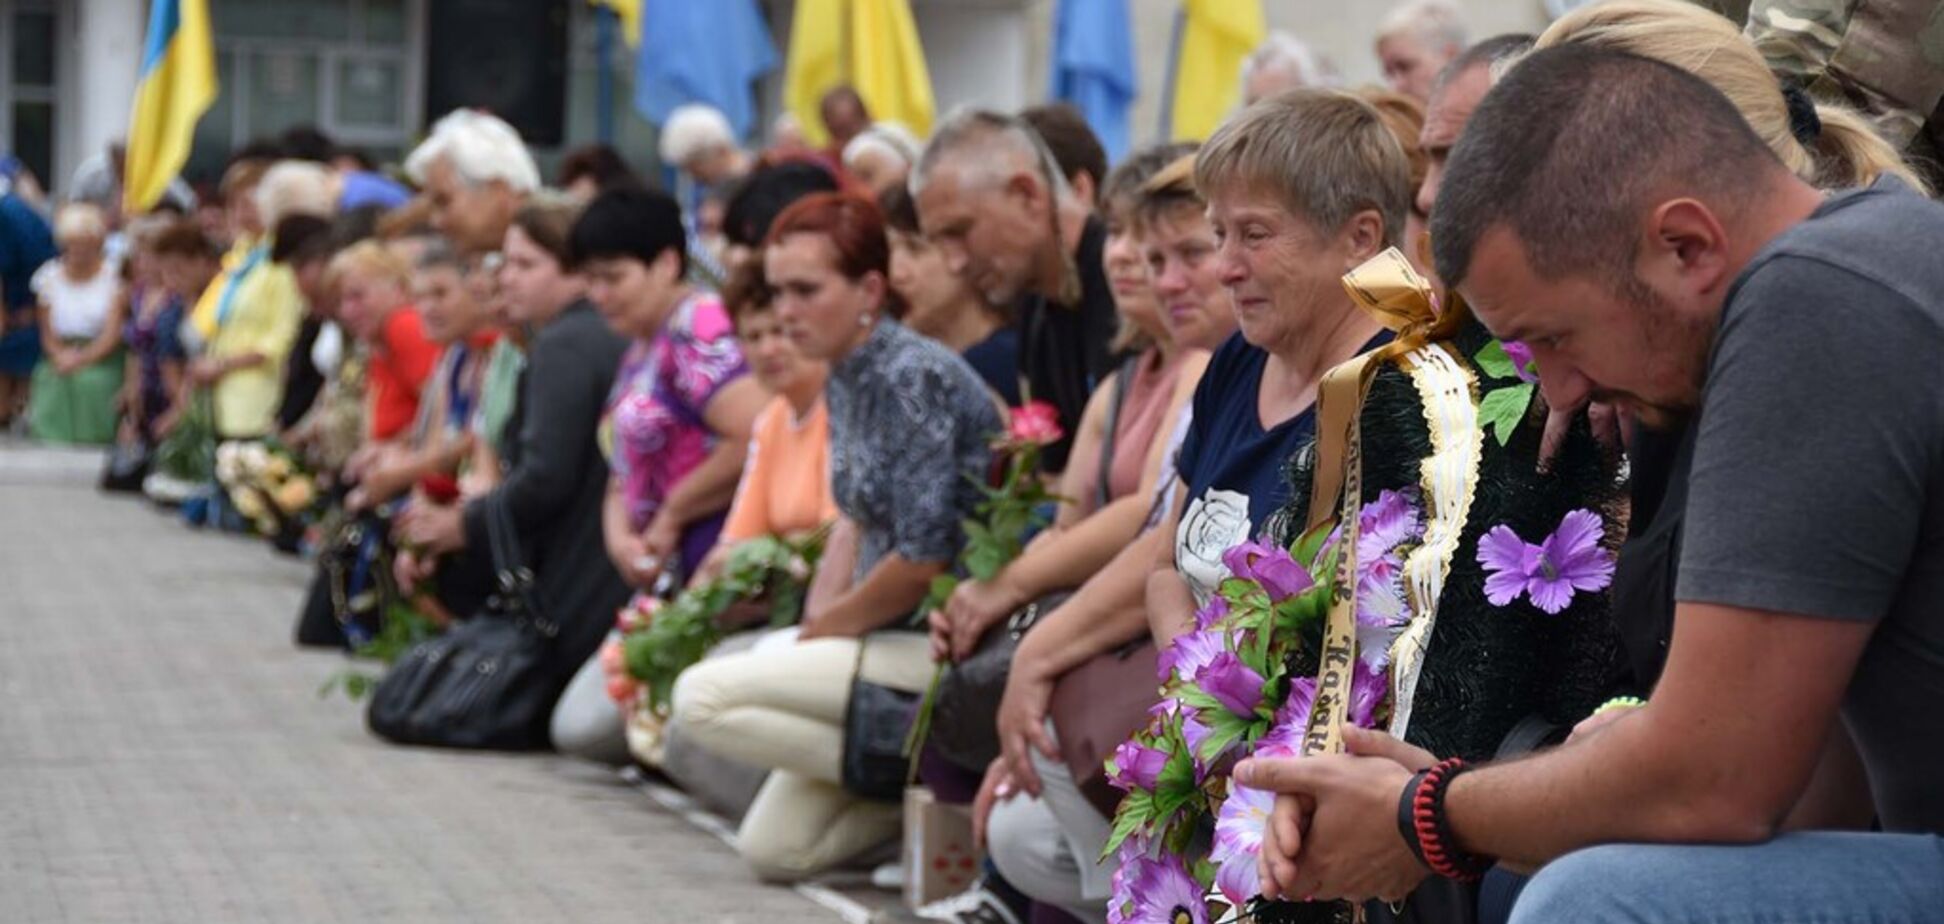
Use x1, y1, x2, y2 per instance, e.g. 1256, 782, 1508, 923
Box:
1232, 724, 1441, 906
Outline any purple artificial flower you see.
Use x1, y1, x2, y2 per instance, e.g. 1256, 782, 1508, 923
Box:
1223, 539, 1316, 602
1193, 595, 1230, 630
1195, 652, 1267, 719
1211, 782, 1274, 906
1180, 709, 1218, 777
1108, 739, 1170, 793
1354, 490, 1423, 644
1477, 509, 1616, 615
1159, 628, 1227, 683
1502, 340, 1538, 384
1357, 490, 1422, 566
1120, 849, 1211, 924
1349, 658, 1390, 728
1257, 676, 1318, 756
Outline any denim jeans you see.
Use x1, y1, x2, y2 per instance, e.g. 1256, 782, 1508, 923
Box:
1509, 832, 1944, 924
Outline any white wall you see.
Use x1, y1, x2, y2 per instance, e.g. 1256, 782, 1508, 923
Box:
58, 0, 145, 192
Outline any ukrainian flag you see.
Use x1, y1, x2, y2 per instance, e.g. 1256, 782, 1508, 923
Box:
1167, 0, 1263, 142
124, 0, 217, 214
783, 0, 934, 146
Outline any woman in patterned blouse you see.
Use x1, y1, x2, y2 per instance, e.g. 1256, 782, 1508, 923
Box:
671, 192, 1003, 880
573, 187, 768, 590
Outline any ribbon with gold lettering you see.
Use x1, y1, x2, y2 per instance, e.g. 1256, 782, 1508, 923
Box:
1300, 248, 1483, 755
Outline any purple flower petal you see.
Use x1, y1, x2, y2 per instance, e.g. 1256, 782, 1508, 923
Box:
1476, 525, 1530, 576
1159, 628, 1227, 683
1193, 595, 1230, 630
1108, 739, 1169, 792
1481, 564, 1531, 607
1124, 850, 1210, 924
1258, 677, 1317, 755
1349, 659, 1389, 728
1503, 340, 1538, 384
1225, 540, 1314, 602
1210, 763, 1292, 906
1526, 576, 1576, 615
1196, 652, 1266, 719
1357, 490, 1423, 564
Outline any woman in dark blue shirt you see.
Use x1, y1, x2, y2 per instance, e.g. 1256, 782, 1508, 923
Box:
1147, 91, 1409, 639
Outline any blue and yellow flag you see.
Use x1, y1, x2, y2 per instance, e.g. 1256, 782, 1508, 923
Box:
1168, 0, 1262, 142
124, 0, 217, 214
589, 0, 643, 47
783, 0, 934, 146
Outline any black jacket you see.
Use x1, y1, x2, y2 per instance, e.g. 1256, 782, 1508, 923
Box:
461, 301, 631, 678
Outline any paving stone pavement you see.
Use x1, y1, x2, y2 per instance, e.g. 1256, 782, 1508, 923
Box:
0, 446, 837, 924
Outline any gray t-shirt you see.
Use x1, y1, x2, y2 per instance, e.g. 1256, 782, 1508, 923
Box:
1677, 178, 1944, 834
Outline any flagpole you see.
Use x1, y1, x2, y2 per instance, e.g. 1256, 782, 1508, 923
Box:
595, 5, 617, 145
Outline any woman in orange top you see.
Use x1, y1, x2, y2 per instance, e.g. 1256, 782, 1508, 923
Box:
693, 264, 837, 582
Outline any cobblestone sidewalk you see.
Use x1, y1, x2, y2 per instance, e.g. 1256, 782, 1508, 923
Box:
0, 451, 832, 923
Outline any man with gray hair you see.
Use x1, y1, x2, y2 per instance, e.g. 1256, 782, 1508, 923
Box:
1242, 31, 1341, 105
911, 109, 1120, 472
1376, 0, 1471, 102
404, 109, 540, 255
1415, 34, 1534, 229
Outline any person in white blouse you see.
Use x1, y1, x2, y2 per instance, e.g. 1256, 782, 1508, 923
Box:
28, 203, 124, 444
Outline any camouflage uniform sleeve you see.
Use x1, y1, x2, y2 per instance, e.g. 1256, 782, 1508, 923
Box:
1744, 0, 1944, 150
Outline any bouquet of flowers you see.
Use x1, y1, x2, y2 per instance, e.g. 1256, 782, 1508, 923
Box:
1104, 489, 1427, 922
901, 401, 1065, 763
611, 530, 827, 719
215, 439, 323, 539
1109, 491, 1619, 922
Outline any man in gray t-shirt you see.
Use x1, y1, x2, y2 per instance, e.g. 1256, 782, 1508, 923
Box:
1221, 47, 1944, 922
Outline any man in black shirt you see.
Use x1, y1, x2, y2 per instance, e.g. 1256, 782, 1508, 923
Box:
911, 110, 1121, 473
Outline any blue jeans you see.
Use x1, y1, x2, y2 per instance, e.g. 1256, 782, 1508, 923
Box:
1510, 832, 1944, 924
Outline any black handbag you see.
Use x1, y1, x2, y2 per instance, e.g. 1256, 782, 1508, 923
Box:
929, 595, 1062, 772
840, 639, 921, 801
365, 496, 559, 750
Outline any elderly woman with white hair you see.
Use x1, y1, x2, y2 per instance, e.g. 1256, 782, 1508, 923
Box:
841, 122, 921, 196
405, 109, 542, 255
182, 158, 330, 441
1376, 0, 1471, 101
26, 203, 124, 444
1242, 31, 1341, 105
660, 104, 753, 189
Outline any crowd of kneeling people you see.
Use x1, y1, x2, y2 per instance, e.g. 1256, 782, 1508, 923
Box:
46, 2, 1944, 922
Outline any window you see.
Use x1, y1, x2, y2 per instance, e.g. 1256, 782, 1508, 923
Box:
3, 1, 57, 187
185, 0, 423, 184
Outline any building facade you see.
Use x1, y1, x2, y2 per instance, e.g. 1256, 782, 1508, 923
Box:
6, 0, 1546, 198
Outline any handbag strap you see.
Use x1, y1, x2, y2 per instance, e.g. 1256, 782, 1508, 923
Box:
483, 493, 556, 637
1095, 355, 1140, 511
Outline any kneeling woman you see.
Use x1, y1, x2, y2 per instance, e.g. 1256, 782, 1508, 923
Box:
672, 193, 1003, 881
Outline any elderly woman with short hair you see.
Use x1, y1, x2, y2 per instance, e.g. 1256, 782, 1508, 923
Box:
27, 203, 124, 444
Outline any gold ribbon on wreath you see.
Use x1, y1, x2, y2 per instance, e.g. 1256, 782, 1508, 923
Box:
1299, 248, 1484, 757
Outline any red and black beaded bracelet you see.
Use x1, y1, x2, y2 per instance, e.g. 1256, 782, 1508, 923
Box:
1400, 758, 1493, 881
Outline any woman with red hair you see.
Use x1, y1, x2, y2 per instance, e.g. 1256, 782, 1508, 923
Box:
671, 192, 1003, 881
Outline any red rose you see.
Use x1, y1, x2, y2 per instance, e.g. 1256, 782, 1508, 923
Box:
1007, 401, 1065, 446
419, 474, 461, 504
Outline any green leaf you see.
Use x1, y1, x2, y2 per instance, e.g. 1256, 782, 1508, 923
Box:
1291, 522, 1333, 570
1473, 340, 1519, 381
1194, 710, 1251, 766
1102, 790, 1155, 856
1478, 382, 1537, 446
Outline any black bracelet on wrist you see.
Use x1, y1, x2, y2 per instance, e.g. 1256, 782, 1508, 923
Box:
1397, 768, 1433, 867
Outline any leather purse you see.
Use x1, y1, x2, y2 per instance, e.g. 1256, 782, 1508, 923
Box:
366, 495, 560, 750
840, 637, 921, 801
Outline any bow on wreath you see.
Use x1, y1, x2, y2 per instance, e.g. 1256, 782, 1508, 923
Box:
1297, 248, 1486, 756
